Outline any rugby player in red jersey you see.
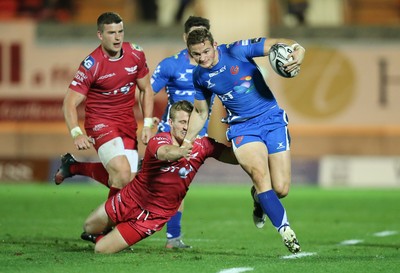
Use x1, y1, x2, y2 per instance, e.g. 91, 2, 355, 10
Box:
80, 100, 238, 253
55, 12, 154, 198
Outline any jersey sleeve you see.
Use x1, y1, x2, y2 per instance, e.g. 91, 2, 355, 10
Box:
229, 37, 266, 61
151, 58, 174, 93
131, 43, 150, 79
147, 134, 173, 159
68, 55, 96, 96
201, 137, 226, 159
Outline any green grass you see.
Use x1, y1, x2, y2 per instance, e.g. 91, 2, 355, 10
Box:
0, 183, 399, 273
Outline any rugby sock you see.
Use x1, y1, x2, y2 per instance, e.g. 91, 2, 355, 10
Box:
108, 187, 120, 198
70, 162, 109, 187
95, 234, 104, 243
166, 211, 182, 239
257, 189, 289, 231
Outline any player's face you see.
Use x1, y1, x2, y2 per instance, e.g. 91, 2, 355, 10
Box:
189, 40, 217, 69
98, 22, 124, 58
169, 110, 190, 143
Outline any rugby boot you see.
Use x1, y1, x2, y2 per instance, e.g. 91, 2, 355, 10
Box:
54, 153, 77, 185
165, 237, 192, 249
279, 226, 301, 254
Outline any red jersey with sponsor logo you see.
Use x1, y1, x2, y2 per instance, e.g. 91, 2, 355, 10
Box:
69, 42, 149, 136
118, 132, 225, 217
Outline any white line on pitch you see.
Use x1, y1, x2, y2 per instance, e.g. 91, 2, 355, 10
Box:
339, 239, 363, 245
217, 267, 254, 273
373, 230, 398, 237
281, 252, 317, 259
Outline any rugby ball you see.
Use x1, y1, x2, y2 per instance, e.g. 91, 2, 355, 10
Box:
268, 43, 299, 78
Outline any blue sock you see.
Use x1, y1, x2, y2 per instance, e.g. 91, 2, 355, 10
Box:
166, 211, 182, 239
258, 189, 289, 231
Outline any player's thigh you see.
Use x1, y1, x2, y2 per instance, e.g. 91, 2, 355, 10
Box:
233, 141, 271, 190
98, 137, 127, 167
94, 228, 129, 254
269, 150, 291, 197
98, 137, 132, 184
105, 155, 132, 186
84, 202, 112, 234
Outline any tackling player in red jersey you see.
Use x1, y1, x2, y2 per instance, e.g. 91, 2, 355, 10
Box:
56, 12, 154, 197
80, 100, 238, 253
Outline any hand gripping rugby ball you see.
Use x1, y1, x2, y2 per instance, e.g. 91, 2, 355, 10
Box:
268, 43, 299, 78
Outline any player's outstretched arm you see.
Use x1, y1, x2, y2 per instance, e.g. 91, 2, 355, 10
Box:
217, 145, 239, 165
183, 99, 210, 143
157, 144, 192, 162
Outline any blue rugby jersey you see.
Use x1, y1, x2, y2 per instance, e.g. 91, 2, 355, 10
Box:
151, 49, 212, 136
193, 38, 278, 124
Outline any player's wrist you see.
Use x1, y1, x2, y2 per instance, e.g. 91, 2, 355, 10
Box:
183, 138, 191, 144
143, 117, 153, 128
70, 126, 83, 139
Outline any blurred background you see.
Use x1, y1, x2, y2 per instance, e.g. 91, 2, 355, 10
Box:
1, 0, 400, 187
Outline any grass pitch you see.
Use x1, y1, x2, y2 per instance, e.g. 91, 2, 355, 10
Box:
0, 183, 399, 273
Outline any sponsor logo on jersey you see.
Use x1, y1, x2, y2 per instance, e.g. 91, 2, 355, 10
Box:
130, 43, 143, 51
71, 80, 79, 86
235, 136, 244, 145
125, 66, 138, 75
154, 136, 169, 142
230, 65, 239, 75
179, 165, 193, 178
206, 79, 215, 89
101, 82, 134, 95
153, 65, 161, 75
240, 76, 252, 81
175, 90, 195, 96
96, 132, 111, 141
93, 123, 108, 132
74, 70, 88, 82
177, 73, 188, 81
209, 65, 226, 77
219, 90, 234, 101
190, 152, 199, 159
82, 55, 95, 70
276, 142, 285, 150
98, 73, 116, 80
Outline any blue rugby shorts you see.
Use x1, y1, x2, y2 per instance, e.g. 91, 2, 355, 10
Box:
228, 108, 291, 154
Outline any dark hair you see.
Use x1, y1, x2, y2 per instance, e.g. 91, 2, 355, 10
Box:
170, 100, 193, 120
184, 16, 210, 34
97, 12, 123, 32
186, 28, 214, 48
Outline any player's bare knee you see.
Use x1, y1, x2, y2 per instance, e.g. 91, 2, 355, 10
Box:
83, 220, 93, 233
94, 243, 108, 254
274, 184, 290, 198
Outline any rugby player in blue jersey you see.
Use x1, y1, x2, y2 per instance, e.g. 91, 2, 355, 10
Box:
151, 16, 214, 249
183, 28, 305, 253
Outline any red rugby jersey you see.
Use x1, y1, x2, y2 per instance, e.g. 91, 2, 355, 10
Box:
121, 132, 225, 217
69, 42, 149, 130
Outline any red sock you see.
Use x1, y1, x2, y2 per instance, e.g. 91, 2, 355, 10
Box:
108, 187, 120, 198
70, 162, 109, 187
95, 234, 104, 243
